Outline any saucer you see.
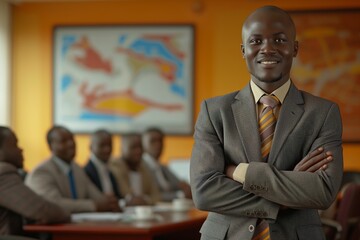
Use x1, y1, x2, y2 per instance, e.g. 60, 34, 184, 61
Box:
126, 213, 158, 221
172, 205, 192, 212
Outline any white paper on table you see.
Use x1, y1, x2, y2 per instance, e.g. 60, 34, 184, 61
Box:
71, 212, 124, 222
152, 202, 173, 212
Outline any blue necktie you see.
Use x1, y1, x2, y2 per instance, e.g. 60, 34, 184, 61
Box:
68, 169, 77, 199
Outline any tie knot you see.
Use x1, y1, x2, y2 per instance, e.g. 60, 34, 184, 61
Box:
259, 95, 279, 109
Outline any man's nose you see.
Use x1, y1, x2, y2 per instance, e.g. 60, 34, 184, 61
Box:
260, 40, 276, 54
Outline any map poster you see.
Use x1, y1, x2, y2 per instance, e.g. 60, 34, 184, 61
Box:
290, 10, 360, 142
53, 25, 194, 134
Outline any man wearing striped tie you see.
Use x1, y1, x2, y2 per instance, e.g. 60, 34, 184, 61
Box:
190, 5, 343, 240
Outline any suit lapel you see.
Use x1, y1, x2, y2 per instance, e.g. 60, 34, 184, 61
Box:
268, 83, 304, 165
50, 158, 72, 198
89, 161, 103, 190
232, 84, 262, 163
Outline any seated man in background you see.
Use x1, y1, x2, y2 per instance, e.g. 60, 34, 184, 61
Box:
110, 133, 160, 205
142, 128, 192, 202
0, 126, 70, 236
25, 126, 120, 213
84, 129, 122, 199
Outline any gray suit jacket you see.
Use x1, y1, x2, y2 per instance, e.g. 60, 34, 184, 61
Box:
25, 157, 106, 213
109, 158, 160, 204
190, 83, 343, 240
0, 162, 69, 235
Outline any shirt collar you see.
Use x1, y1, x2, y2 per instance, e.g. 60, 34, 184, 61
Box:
142, 153, 160, 170
90, 153, 108, 171
250, 79, 291, 104
52, 155, 72, 175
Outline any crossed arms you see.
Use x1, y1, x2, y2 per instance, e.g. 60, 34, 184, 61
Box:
190, 99, 343, 220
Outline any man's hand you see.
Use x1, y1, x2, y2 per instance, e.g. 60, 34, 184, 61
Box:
178, 181, 192, 199
95, 195, 121, 212
294, 147, 333, 172
125, 194, 150, 206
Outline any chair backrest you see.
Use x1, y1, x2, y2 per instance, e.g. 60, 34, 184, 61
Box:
342, 171, 360, 187
349, 221, 360, 240
335, 183, 360, 240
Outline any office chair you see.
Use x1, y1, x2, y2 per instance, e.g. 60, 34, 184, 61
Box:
342, 171, 360, 187
349, 221, 360, 240
321, 183, 360, 240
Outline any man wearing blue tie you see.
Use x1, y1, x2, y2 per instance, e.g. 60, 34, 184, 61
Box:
26, 126, 120, 213
84, 129, 122, 198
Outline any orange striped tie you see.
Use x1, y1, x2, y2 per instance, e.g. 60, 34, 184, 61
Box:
258, 95, 280, 160
252, 219, 271, 240
252, 95, 279, 240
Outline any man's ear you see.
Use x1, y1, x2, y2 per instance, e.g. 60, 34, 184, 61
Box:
241, 44, 245, 58
293, 41, 299, 57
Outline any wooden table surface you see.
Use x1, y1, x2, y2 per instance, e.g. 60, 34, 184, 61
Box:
24, 209, 208, 240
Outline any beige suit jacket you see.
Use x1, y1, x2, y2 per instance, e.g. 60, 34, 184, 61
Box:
109, 158, 160, 204
0, 162, 70, 235
190, 83, 343, 240
25, 157, 106, 213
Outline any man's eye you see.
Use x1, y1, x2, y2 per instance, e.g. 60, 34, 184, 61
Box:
249, 39, 261, 44
275, 38, 286, 43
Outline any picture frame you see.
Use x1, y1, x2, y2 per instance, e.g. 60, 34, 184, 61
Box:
53, 25, 195, 135
290, 9, 360, 142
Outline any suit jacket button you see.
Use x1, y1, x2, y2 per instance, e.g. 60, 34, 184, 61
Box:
249, 224, 255, 232
256, 186, 261, 190
250, 185, 256, 190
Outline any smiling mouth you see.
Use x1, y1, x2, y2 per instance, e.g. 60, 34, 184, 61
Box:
258, 60, 279, 65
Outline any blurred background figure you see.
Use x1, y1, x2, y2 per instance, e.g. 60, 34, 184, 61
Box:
110, 133, 160, 206
142, 128, 192, 202
25, 126, 120, 213
84, 129, 122, 199
0, 126, 70, 237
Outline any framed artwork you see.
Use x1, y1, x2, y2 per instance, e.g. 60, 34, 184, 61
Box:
53, 25, 194, 134
290, 9, 360, 142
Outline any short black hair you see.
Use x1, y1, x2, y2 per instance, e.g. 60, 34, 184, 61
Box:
0, 126, 11, 148
91, 129, 112, 142
143, 127, 164, 136
46, 125, 71, 147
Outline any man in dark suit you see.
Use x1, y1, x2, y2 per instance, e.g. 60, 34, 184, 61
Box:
0, 126, 70, 236
84, 129, 122, 198
142, 127, 192, 201
190, 6, 343, 240
25, 126, 120, 213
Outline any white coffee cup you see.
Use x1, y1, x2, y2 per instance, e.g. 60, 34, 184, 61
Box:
172, 198, 193, 211
134, 206, 153, 220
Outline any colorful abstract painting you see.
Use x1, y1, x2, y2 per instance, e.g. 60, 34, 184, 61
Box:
53, 25, 194, 134
291, 10, 360, 142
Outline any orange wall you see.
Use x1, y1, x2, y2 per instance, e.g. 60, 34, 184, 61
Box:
11, 0, 360, 171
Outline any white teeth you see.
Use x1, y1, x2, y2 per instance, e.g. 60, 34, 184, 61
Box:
261, 61, 277, 64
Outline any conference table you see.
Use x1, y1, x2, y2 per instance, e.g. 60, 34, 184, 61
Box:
24, 207, 207, 240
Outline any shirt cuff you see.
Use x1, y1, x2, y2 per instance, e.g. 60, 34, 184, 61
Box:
233, 163, 249, 184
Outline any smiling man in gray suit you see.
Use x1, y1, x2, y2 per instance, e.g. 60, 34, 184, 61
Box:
190, 6, 343, 240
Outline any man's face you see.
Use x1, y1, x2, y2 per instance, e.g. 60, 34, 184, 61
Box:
91, 133, 112, 163
123, 135, 143, 166
50, 129, 76, 163
241, 10, 298, 88
143, 131, 163, 160
1, 130, 24, 168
